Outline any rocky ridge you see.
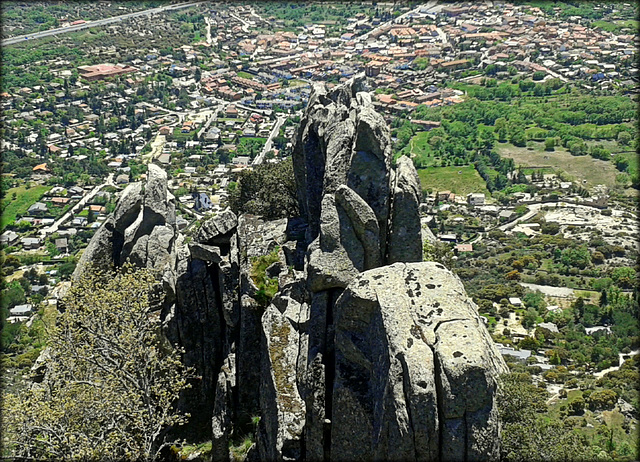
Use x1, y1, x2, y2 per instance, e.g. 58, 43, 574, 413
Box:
71, 75, 507, 461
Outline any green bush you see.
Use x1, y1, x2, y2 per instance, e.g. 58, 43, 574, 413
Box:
250, 248, 281, 306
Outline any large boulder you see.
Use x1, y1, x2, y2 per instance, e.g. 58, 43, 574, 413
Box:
388, 155, 423, 263
196, 209, 238, 245
292, 75, 388, 246
331, 262, 508, 461
143, 163, 169, 226
72, 215, 117, 280
113, 182, 143, 233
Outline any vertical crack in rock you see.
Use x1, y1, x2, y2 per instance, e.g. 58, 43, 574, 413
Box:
396, 352, 418, 461
73, 75, 508, 461
432, 343, 446, 462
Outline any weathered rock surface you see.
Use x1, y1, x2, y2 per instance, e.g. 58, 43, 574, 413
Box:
331, 262, 508, 461
72, 75, 508, 462
73, 163, 178, 279
388, 155, 423, 263
196, 208, 238, 244
292, 74, 422, 270
258, 301, 307, 461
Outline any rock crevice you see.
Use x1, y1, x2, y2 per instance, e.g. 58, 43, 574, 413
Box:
74, 75, 507, 461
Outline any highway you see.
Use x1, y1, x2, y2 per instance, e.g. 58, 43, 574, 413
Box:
2, 2, 202, 46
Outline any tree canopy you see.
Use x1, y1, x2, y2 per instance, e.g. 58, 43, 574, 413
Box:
3, 265, 194, 461
228, 158, 299, 220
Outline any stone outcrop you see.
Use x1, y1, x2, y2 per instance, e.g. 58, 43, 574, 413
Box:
331, 262, 507, 461
388, 155, 424, 263
73, 163, 178, 280
72, 75, 507, 461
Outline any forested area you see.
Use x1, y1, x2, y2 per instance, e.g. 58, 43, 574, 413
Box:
393, 84, 638, 191
447, 225, 639, 373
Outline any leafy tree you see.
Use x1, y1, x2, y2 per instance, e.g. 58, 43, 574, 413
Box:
228, 158, 299, 220
560, 246, 591, 270
544, 137, 555, 151
587, 389, 618, 411
540, 221, 560, 235
522, 306, 541, 329
500, 373, 589, 461
567, 397, 585, 415
532, 71, 546, 81
617, 130, 631, 146
3, 265, 194, 461
610, 267, 636, 289
423, 240, 454, 269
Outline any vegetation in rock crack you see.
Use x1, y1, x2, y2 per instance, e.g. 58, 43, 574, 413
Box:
228, 158, 299, 220
250, 247, 281, 306
228, 416, 260, 462
2, 264, 194, 461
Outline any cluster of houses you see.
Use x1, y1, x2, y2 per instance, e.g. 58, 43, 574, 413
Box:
1, 1, 636, 321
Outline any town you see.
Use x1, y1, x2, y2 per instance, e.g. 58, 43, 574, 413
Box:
1, 1, 638, 460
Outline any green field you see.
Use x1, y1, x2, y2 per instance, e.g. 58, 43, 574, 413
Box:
287, 79, 309, 88
591, 19, 639, 33
417, 166, 491, 198
409, 132, 441, 167
237, 71, 254, 80
1, 185, 51, 229
496, 141, 619, 188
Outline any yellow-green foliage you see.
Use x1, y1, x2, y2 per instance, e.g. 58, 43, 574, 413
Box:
418, 166, 491, 197
250, 247, 280, 306
2, 264, 195, 461
176, 441, 212, 460
229, 437, 254, 462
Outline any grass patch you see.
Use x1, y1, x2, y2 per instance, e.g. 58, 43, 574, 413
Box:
409, 131, 441, 167
236, 71, 254, 80
250, 247, 280, 306
176, 441, 212, 460
287, 78, 309, 88
496, 142, 619, 188
229, 436, 254, 461
1, 185, 51, 229
172, 126, 198, 143
417, 165, 491, 198
592, 19, 639, 33
520, 167, 554, 176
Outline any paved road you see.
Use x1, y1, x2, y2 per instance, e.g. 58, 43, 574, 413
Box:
39, 173, 114, 238
256, 52, 306, 66
498, 203, 543, 231
253, 116, 286, 166
197, 103, 223, 139
228, 12, 250, 33
139, 101, 185, 123
593, 350, 640, 378
3, 2, 202, 46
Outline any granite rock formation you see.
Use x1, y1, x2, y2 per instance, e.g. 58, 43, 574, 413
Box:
70, 75, 507, 461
